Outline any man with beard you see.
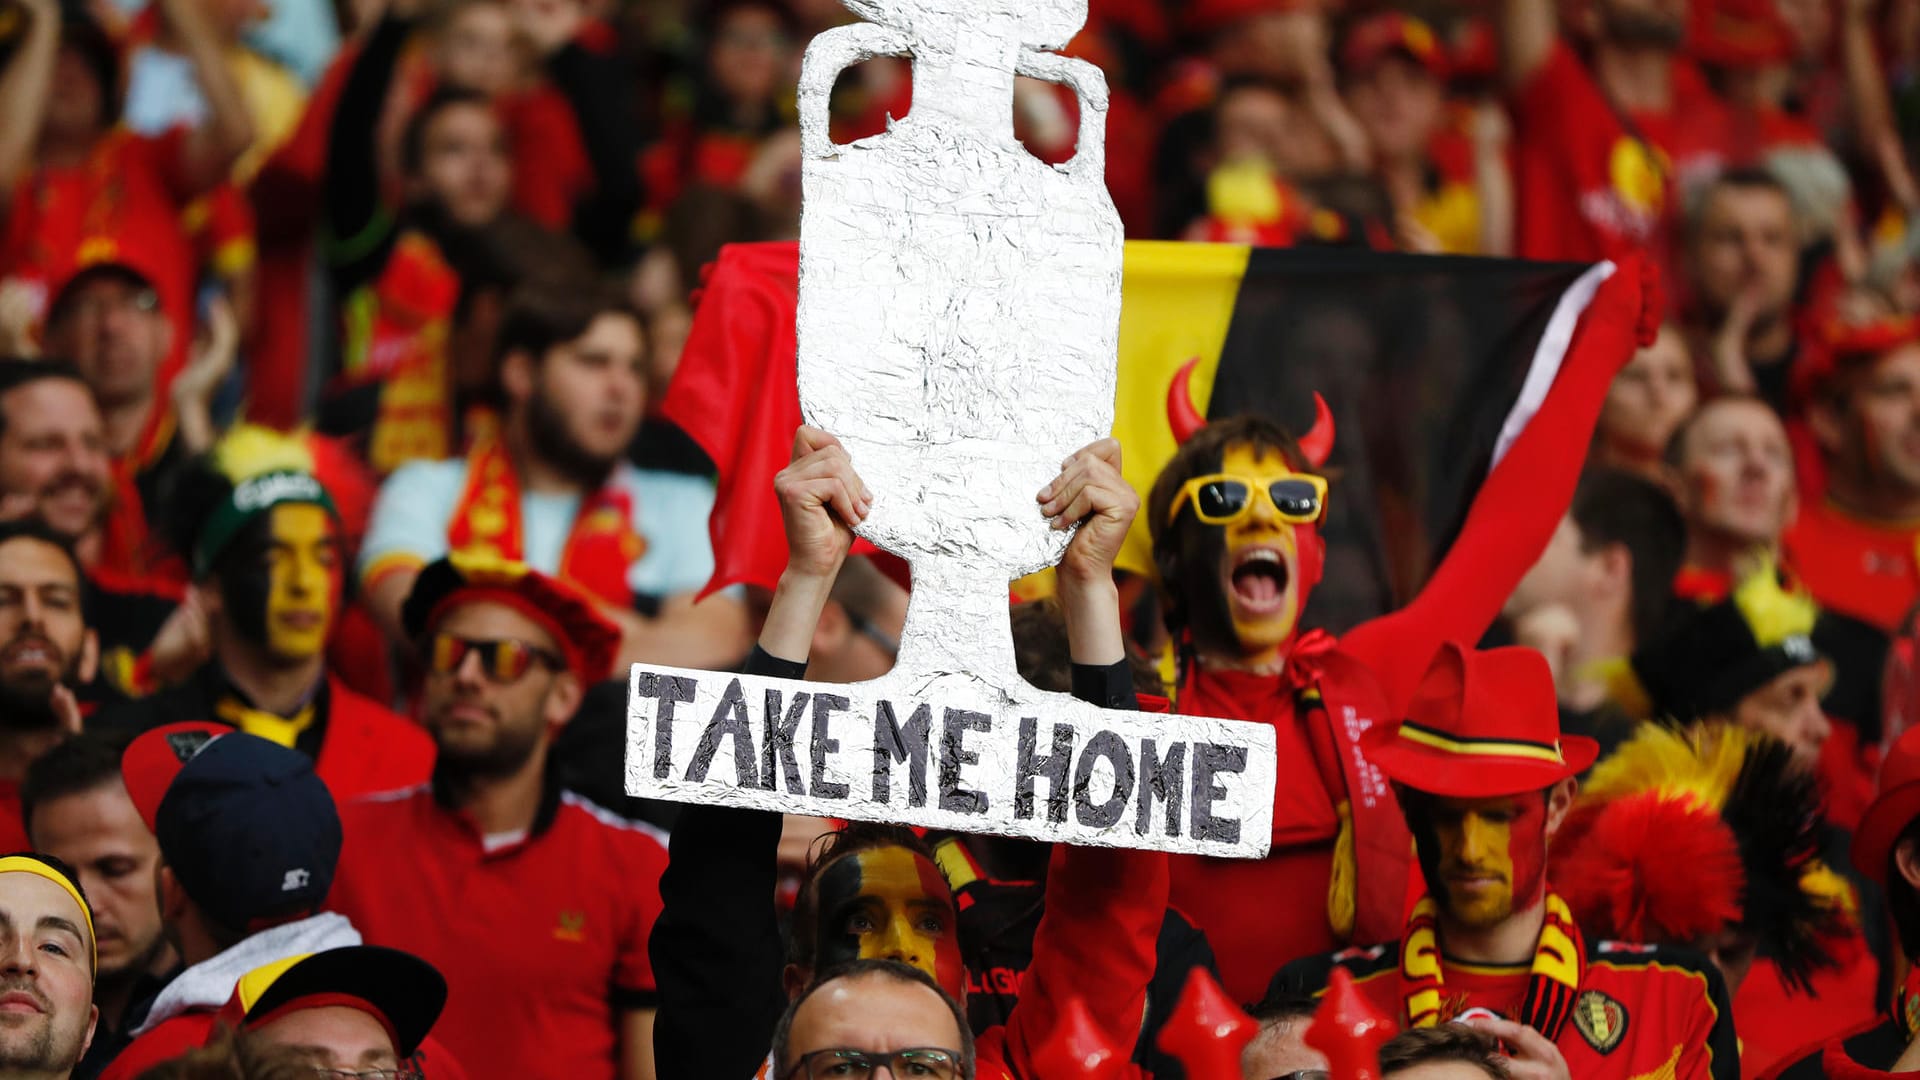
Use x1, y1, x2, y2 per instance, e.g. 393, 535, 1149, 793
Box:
1682, 169, 1804, 409
90, 427, 433, 802
0, 363, 180, 696
319, 0, 638, 475
361, 282, 747, 671
20, 734, 175, 1079
0, 854, 99, 1080
0, 522, 96, 851
1272, 642, 1739, 1078
1149, 258, 1655, 1001
1499, 0, 1734, 266
326, 555, 665, 1080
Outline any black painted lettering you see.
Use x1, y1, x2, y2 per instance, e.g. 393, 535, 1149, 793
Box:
761, 688, 809, 793
685, 679, 757, 787
939, 708, 991, 814
1073, 730, 1135, 829
635, 672, 698, 780
810, 694, 851, 800
872, 700, 931, 807
1136, 739, 1186, 837
1190, 742, 1247, 844
1013, 717, 1073, 823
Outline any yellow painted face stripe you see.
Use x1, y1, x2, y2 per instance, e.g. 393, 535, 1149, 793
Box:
1396, 724, 1566, 764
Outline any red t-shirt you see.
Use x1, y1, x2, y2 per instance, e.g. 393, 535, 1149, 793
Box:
1782, 500, 1920, 634
328, 784, 666, 1080
0, 128, 197, 381
1511, 41, 1733, 269
0, 778, 26, 855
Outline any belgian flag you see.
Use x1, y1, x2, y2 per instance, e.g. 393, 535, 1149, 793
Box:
666, 240, 1606, 633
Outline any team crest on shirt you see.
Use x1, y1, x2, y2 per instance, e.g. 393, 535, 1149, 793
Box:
1607, 137, 1668, 215
553, 911, 587, 943
1573, 990, 1627, 1054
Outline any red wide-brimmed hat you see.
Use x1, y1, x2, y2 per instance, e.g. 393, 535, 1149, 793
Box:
1361, 643, 1599, 798
1853, 725, 1920, 886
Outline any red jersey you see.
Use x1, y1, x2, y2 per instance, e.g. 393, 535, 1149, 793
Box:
1783, 500, 1920, 634
0, 128, 197, 380
1276, 936, 1740, 1080
329, 780, 666, 1080
307, 676, 436, 800
1511, 42, 1733, 268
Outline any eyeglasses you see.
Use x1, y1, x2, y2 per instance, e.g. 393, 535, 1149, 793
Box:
427, 634, 562, 683
65, 287, 160, 320
309, 1068, 422, 1080
1166, 472, 1328, 527
1269, 1071, 1331, 1080
785, 1048, 962, 1080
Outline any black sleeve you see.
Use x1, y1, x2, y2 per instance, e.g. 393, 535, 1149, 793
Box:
1071, 659, 1138, 711
545, 41, 642, 267
647, 644, 804, 1080
324, 14, 413, 294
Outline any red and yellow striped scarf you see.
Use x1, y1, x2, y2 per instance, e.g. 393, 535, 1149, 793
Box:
1399, 891, 1585, 1038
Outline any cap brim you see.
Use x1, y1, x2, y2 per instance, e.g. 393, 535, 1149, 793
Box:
244, 946, 447, 1057
1854, 780, 1920, 887
1362, 727, 1599, 799
121, 723, 229, 834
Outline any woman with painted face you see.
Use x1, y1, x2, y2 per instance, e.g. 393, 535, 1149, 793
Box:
89, 426, 435, 802
1272, 643, 1740, 1079
1148, 257, 1660, 1001
651, 425, 1169, 1080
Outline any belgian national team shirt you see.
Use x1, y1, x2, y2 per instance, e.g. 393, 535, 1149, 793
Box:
328, 777, 667, 1080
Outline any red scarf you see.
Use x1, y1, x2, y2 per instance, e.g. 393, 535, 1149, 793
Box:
445, 437, 645, 607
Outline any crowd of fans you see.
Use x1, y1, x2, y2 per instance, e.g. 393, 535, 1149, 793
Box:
0, 0, 1910, 1076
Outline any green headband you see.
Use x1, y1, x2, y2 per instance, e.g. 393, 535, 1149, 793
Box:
193, 471, 339, 577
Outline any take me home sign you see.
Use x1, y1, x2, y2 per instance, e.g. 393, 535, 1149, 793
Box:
625, 666, 1278, 858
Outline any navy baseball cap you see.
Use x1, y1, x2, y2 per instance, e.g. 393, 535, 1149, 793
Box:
149, 731, 342, 932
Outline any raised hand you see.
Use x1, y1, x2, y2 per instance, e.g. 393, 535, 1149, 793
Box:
1039, 437, 1137, 667
773, 426, 871, 585
1462, 1016, 1573, 1080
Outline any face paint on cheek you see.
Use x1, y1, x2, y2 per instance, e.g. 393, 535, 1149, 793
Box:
811, 848, 961, 996
261, 504, 339, 660
1506, 797, 1548, 911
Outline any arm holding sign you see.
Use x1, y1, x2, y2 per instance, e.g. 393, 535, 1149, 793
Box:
980, 437, 1167, 1078
650, 427, 869, 1080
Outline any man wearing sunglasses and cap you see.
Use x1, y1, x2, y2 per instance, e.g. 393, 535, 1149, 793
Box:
1271, 642, 1738, 1079
326, 554, 666, 1080
0, 852, 98, 1079
1149, 257, 1659, 1002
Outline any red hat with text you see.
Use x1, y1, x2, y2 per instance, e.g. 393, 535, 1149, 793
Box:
1361, 643, 1599, 798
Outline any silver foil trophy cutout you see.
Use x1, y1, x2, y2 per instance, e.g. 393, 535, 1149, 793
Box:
627, 0, 1276, 857
795, 0, 1120, 681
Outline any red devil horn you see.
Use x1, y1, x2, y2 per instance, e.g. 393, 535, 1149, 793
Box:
1297, 393, 1336, 468
1167, 358, 1206, 445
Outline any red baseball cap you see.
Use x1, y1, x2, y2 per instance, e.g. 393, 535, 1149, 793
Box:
1854, 725, 1920, 886
1184, 0, 1318, 37
1361, 643, 1599, 798
1340, 13, 1446, 81
213, 946, 447, 1060
120, 722, 229, 834
1689, 0, 1794, 69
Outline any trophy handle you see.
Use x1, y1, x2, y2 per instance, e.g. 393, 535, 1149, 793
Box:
798, 23, 913, 162
1014, 50, 1108, 181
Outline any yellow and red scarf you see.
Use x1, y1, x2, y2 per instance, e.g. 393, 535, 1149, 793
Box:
445, 437, 645, 608
1400, 892, 1585, 1040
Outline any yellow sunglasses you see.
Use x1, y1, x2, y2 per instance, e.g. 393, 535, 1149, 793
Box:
1166, 472, 1329, 527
